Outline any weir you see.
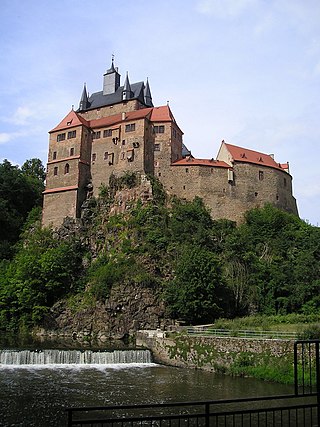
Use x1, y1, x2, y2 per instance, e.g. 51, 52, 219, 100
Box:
0, 349, 152, 365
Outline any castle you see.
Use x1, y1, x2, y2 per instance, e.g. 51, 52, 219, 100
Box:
42, 60, 298, 227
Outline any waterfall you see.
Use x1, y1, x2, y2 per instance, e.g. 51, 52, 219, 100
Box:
0, 349, 152, 365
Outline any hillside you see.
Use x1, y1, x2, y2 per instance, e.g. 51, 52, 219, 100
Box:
0, 172, 319, 339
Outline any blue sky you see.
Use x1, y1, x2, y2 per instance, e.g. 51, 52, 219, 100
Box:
1, 0, 319, 225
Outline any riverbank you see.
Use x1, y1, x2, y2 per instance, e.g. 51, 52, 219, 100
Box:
136, 331, 296, 384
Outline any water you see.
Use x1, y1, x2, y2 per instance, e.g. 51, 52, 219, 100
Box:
0, 341, 294, 427
0, 349, 152, 365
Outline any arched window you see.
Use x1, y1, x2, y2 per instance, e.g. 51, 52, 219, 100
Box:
64, 163, 70, 174
53, 166, 58, 176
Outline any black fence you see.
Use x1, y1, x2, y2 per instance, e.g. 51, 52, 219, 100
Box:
66, 340, 320, 427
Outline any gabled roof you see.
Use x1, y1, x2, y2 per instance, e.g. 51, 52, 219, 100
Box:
223, 143, 285, 170
49, 110, 90, 133
172, 156, 230, 168
150, 105, 176, 123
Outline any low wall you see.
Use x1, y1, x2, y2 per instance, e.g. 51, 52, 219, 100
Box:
136, 331, 294, 374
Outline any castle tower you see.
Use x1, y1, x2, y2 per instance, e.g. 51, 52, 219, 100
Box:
42, 110, 91, 227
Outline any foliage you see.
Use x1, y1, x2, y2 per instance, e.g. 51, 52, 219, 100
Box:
0, 158, 45, 259
165, 246, 229, 324
1, 160, 320, 332
0, 223, 84, 330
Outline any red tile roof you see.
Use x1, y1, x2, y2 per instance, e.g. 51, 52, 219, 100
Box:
172, 156, 230, 168
150, 105, 175, 122
50, 110, 90, 133
224, 143, 284, 170
50, 105, 181, 134
90, 108, 153, 129
43, 185, 78, 194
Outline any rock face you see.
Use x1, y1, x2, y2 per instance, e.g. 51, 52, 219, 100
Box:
43, 283, 168, 340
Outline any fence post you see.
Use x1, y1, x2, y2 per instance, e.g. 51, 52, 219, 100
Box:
205, 402, 210, 427
316, 341, 320, 427
293, 341, 298, 396
67, 409, 72, 427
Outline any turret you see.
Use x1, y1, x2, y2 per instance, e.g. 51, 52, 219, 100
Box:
103, 58, 121, 95
78, 83, 89, 111
144, 78, 153, 107
122, 72, 133, 101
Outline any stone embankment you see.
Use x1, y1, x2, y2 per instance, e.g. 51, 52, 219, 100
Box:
136, 330, 294, 372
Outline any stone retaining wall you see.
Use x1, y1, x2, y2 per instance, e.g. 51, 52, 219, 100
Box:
136, 332, 294, 372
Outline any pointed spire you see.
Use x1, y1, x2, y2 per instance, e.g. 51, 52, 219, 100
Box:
103, 56, 120, 95
122, 72, 133, 101
144, 78, 153, 107
79, 83, 89, 111
106, 55, 116, 74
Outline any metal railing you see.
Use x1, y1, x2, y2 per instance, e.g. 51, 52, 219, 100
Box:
67, 394, 318, 426
186, 327, 297, 340
66, 340, 320, 426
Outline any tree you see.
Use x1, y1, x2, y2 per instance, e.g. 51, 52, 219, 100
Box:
166, 246, 229, 324
0, 159, 45, 259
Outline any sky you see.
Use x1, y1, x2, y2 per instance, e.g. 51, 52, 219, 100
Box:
1, 0, 319, 225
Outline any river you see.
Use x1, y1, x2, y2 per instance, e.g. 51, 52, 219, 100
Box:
0, 337, 294, 427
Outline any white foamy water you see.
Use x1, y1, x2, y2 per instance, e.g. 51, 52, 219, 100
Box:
0, 348, 152, 365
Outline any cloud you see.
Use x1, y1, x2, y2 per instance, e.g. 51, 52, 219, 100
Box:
6, 106, 35, 125
196, 0, 255, 18
0, 133, 13, 144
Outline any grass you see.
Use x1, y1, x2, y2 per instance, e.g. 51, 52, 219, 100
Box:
213, 314, 320, 336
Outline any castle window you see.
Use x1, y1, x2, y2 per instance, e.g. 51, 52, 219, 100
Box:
127, 149, 134, 162
183, 185, 186, 190
255, 192, 258, 197
259, 170, 264, 180
67, 130, 76, 139
53, 151, 57, 160
92, 153, 96, 162
57, 133, 66, 142
121, 152, 125, 160
108, 153, 114, 165
276, 194, 279, 200
104, 151, 108, 160
158, 172, 161, 177
53, 166, 58, 176
185, 168, 189, 173
92, 131, 101, 139
154, 125, 165, 134
64, 163, 70, 174
103, 129, 112, 137
284, 178, 287, 187
125, 123, 135, 132
70, 147, 74, 156
122, 140, 126, 145
154, 143, 160, 151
